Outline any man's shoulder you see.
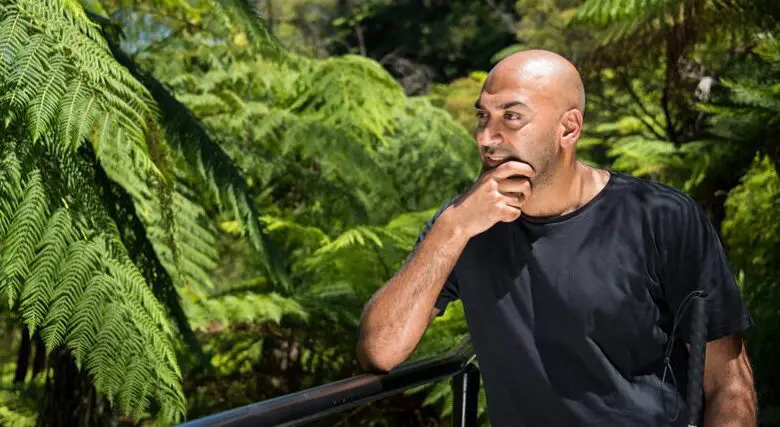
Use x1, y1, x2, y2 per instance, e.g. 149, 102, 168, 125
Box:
607, 170, 703, 220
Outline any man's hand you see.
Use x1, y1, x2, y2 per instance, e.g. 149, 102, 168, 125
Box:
447, 161, 534, 238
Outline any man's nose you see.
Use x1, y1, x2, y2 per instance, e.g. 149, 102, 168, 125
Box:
476, 122, 502, 148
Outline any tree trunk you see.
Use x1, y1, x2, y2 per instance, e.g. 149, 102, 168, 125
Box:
36, 351, 117, 427
14, 326, 31, 384
32, 333, 46, 378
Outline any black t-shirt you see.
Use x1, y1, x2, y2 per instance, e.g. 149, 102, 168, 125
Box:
414, 170, 753, 427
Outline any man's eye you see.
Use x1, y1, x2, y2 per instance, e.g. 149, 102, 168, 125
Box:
475, 111, 489, 125
504, 112, 521, 120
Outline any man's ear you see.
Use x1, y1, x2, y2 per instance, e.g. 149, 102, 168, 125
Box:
560, 109, 583, 147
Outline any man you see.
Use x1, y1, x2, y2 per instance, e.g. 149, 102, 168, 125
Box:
356, 49, 757, 426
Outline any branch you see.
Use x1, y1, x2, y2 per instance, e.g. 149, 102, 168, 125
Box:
662, 28, 682, 144
355, 24, 366, 56
617, 71, 667, 140
661, 84, 678, 144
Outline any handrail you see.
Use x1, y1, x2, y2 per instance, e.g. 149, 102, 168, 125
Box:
178, 335, 478, 427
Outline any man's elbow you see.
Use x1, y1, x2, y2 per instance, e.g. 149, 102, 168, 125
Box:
356, 340, 404, 374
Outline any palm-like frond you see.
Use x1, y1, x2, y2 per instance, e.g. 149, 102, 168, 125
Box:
108, 45, 288, 289
0, 0, 217, 300
299, 209, 438, 314
211, 0, 284, 60
571, 0, 780, 69
0, 0, 157, 158
0, 148, 185, 423
185, 290, 307, 332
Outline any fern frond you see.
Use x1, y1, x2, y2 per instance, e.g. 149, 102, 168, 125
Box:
61, 0, 108, 49
26, 55, 67, 142
0, 5, 27, 78
70, 90, 99, 151
1, 139, 185, 424
86, 304, 131, 400
313, 227, 384, 256
0, 0, 158, 162
261, 216, 329, 248
290, 55, 406, 146
97, 135, 221, 293
110, 46, 288, 288
213, 0, 284, 60
41, 238, 102, 350
66, 272, 108, 363
571, 0, 672, 28
0, 151, 24, 237
187, 290, 307, 332
104, 257, 173, 338
723, 79, 780, 113
570, 0, 780, 64
119, 356, 150, 420
0, 170, 49, 307
607, 136, 686, 178
1, 33, 49, 127
20, 209, 74, 334
57, 78, 88, 150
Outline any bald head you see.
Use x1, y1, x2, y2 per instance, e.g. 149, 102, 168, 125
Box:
474, 50, 587, 187
482, 49, 585, 114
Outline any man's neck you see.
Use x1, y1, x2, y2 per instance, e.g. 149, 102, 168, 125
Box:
520, 160, 610, 219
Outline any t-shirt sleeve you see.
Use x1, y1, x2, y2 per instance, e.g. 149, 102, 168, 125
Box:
660, 195, 753, 343
407, 202, 461, 317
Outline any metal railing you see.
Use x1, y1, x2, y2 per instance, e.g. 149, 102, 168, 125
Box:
178, 336, 479, 427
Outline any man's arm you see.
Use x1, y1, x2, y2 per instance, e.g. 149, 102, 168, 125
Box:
702, 333, 757, 426
356, 161, 534, 373
356, 211, 469, 373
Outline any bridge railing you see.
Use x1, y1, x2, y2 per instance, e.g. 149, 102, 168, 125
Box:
178, 335, 480, 427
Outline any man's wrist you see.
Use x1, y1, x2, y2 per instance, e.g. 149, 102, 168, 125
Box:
434, 207, 470, 246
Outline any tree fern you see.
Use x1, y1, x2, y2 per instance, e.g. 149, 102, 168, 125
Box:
297, 208, 439, 316
19, 210, 74, 335
0, 170, 49, 307
0, 0, 157, 158
27, 57, 67, 142
569, 0, 779, 65
108, 43, 288, 289
0, 148, 185, 423
211, 0, 284, 60
153, 43, 476, 229
186, 290, 307, 332
40, 238, 103, 350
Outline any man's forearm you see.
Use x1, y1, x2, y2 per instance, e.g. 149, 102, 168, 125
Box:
703, 383, 757, 426
357, 209, 469, 371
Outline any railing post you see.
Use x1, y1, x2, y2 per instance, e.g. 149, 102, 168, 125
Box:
451, 363, 480, 427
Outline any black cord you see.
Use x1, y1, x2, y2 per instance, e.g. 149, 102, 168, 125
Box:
661, 289, 706, 423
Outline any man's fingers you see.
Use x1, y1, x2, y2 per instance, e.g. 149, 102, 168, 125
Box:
498, 204, 522, 222
501, 194, 525, 210
497, 176, 531, 196
492, 161, 536, 180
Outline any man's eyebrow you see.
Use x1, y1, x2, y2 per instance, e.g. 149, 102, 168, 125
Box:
500, 101, 528, 109
473, 100, 528, 109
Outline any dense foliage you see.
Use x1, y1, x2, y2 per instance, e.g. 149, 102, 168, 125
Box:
0, 0, 777, 426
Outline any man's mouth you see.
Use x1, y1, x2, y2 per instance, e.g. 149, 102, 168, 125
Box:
484, 155, 510, 168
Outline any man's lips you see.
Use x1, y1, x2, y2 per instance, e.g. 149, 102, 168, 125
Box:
484, 156, 510, 167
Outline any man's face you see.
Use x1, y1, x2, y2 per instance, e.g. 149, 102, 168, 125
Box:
473, 72, 561, 187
